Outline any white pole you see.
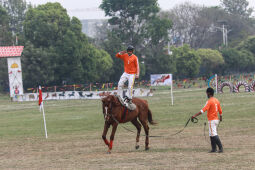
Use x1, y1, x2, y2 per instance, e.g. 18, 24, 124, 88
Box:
171, 81, 174, 106
225, 27, 228, 47
41, 102, 48, 139
215, 74, 218, 94
222, 24, 224, 45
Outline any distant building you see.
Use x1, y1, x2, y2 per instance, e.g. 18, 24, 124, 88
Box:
81, 19, 107, 38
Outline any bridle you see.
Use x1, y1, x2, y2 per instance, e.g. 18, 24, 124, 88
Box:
103, 100, 115, 122
103, 105, 112, 122
103, 106, 109, 121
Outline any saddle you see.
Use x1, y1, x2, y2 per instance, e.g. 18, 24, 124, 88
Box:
116, 95, 136, 111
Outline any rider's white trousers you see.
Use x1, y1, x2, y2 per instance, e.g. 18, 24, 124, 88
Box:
117, 72, 136, 99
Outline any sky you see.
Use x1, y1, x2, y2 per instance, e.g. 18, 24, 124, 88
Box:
26, 0, 255, 20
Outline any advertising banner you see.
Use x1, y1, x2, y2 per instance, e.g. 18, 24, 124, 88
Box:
12, 88, 153, 102
151, 74, 173, 86
7, 57, 24, 97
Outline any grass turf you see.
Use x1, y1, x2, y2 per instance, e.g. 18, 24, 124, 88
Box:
0, 89, 254, 169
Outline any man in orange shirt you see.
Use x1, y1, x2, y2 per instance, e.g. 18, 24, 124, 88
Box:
192, 87, 223, 153
116, 45, 139, 108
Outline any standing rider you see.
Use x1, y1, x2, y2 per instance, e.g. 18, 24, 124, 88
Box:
116, 45, 139, 107
192, 87, 223, 153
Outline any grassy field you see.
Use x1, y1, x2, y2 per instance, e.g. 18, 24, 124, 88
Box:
0, 89, 254, 169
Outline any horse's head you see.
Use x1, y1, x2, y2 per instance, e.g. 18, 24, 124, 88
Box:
101, 95, 120, 121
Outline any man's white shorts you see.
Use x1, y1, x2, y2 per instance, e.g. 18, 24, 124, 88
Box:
208, 120, 220, 137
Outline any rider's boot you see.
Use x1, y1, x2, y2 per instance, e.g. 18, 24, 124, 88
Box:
123, 96, 131, 107
209, 136, 217, 153
214, 135, 223, 153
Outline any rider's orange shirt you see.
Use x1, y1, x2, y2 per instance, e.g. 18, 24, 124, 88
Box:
201, 97, 222, 121
116, 52, 139, 75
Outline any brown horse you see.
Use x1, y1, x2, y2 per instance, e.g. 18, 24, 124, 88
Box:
101, 95, 156, 153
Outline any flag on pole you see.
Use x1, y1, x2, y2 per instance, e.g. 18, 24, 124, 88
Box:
39, 86, 43, 112
38, 86, 48, 139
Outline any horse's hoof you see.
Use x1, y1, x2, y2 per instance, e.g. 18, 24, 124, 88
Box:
145, 147, 149, 151
135, 145, 139, 150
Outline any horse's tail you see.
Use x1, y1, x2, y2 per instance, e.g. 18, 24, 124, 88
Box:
148, 109, 157, 125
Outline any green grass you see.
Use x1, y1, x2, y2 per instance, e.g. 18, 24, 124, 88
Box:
0, 89, 254, 169
0, 89, 254, 138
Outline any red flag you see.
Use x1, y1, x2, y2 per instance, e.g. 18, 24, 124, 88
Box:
38, 85, 48, 138
39, 86, 43, 109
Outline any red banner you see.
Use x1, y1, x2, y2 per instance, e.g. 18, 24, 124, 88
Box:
0, 46, 24, 57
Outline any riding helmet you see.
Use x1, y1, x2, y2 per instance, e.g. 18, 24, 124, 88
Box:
127, 45, 134, 51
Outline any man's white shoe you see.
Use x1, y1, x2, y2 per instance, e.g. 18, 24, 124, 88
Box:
117, 95, 136, 110
124, 97, 136, 110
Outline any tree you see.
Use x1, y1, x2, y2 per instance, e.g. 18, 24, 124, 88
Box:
234, 36, 255, 72
142, 15, 173, 77
172, 44, 201, 78
94, 27, 125, 81
237, 36, 255, 54
220, 48, 254, 73
161, 2, 206, 48
221, 0, 253, 18
24, 2, 71, 48
202, 6, 255, 48
196, 49, 224, 76
22, 2, 113, 87
99, 0, 172, 79
146, 16, 172, 46
0, 5, 12, 45
162, 3, 255, 49
0, 5, 12, 92
2, 0, 28, 35
22, 43, 56, 87
145, 51, 176, 77
100, 0, 160, 47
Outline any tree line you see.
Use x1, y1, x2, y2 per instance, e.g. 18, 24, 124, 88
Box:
96, 0, 255, 80
0, 0, 255, 92
0, 0, 113, 91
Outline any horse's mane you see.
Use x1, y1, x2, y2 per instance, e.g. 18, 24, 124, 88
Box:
102, 95, 121, 106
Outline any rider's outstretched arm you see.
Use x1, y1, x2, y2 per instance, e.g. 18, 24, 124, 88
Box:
116, 51, 126, 59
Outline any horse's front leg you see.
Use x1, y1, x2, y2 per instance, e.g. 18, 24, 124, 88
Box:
102, 122, 110, 147
108, 123, 118, 154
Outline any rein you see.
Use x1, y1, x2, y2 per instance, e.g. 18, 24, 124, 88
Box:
105, 105, 199, 138
105, 106, 163, 138
169, 117, 198, 136
103, 100, 220, 144
110, 110, 164, 138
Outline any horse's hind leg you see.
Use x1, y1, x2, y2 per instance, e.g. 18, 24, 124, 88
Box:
131, 119, 141, 149
141, 121, 150, 150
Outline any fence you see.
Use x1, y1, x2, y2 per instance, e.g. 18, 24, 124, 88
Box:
25, 73, 255, 93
